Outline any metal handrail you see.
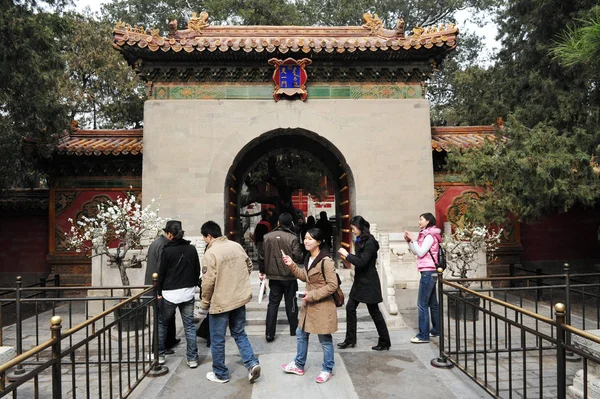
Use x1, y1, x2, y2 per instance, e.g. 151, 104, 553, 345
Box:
0, 338, 55, 375
443, 280, 555, 324
61, 286, 152, 338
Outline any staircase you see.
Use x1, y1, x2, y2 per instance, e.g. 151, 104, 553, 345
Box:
210, 271, 405, 336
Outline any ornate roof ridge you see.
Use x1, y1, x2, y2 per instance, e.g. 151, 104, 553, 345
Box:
113, 12, 458, 56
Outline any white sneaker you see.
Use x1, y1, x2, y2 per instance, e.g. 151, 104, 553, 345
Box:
248, 364, 261, 383
410, 336, 429, 344
187, 359, 198, 368
315, 371, 333, 383
206, 372, 229, 383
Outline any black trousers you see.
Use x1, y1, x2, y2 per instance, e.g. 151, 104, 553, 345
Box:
266, 279, 298, 338
344, 297, 391, 346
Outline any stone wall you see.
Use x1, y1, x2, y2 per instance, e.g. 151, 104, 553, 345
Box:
142, 99, 435, 236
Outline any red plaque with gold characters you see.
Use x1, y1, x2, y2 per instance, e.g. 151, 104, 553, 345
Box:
268, 58, 312, 101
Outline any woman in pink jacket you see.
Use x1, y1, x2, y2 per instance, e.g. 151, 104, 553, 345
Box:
404, 213, 441, 344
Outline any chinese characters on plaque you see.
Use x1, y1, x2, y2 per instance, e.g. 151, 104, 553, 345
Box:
267, 58, 312, 101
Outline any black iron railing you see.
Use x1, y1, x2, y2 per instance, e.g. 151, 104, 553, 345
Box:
0, 274, 168, 398
432, 266, 600, 398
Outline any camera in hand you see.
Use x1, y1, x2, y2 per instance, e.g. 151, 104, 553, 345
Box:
296, 291, 306, 299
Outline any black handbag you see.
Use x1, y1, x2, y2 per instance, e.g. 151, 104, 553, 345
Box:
428, 238, 447, 271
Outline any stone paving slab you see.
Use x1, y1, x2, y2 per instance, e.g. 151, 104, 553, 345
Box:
129, 328, 487, 399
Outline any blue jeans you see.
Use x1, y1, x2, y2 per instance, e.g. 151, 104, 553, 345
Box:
158, 297, 198, 361
417, 271, 440, 341
209, 306, 258, 380
294, 327, 334, 373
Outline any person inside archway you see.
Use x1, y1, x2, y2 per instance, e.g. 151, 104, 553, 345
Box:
315, 211, 332, 250
337, 216, 391, 351
253, 209, 272, 252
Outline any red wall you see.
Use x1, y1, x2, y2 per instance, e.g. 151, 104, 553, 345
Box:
520, 207, 600, 262
0, 215, 49, 273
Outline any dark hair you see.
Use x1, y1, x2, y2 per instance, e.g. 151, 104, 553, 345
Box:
350, 215, 370, 235
201, 221, 222, 238
350, 215, 371, 247
319, 211, 328, 219
261, 209, 269, 219
305, 227, 326, 249
278, 212, 293, 228
420, 213, 437, 228
306, 216, 315, 228
163, 220, 184, 240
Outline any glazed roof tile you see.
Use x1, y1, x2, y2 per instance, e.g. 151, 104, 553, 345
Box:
431, 126, 495, 152
56, 130, 143, 156
112, 15, 458, 60
55, 126, 491, 156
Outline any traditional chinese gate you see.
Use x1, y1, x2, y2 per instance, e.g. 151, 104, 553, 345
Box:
114, 12, 457, 238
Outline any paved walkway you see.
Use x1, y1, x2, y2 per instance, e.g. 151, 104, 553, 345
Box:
129, 289, 488, 399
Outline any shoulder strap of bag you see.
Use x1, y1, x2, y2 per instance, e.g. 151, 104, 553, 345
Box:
320, 259, 327, 283
426, 235, 439, 267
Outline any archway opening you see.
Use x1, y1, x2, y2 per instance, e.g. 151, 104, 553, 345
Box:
225, 128, 355, 265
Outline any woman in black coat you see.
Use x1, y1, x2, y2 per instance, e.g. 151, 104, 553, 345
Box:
337, 216, 391, 351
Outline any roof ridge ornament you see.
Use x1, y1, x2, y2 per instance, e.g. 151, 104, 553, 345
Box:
188, 11, 209, 33
394, 18, 405, 36
362, 12, 383, 35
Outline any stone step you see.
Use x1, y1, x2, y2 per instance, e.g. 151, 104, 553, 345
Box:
244, 307, 374, 325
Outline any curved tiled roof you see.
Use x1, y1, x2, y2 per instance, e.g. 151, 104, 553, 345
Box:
56, 130, 143, 156
112, 15, 458, 61
55, 126, 492, 156
431, 126, 495, 152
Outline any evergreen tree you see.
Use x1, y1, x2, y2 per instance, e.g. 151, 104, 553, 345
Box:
0, 0, 71, 190
445, 0, 600, 222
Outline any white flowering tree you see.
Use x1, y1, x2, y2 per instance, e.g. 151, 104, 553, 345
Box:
443, 224, 503, 289
66, 193, 165, 296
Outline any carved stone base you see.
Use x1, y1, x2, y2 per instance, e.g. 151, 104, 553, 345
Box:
569, 329, 600, 398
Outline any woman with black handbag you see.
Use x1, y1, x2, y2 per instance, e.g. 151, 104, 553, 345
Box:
337, 216, 391, 351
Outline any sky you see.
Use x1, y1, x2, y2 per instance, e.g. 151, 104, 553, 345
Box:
74, 0, 500, 63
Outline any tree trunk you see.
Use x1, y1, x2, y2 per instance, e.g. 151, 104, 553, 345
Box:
115, 259, 131, 297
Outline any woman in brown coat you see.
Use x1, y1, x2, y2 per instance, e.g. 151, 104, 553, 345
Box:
281, 227, 338, 384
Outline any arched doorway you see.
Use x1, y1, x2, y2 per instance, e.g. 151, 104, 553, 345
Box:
224, 128, 355, 255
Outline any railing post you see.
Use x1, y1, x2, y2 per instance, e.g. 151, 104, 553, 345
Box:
40, 277, 47, 299
563, 263, 580, 361
50, 316, 62, 399
431, 267, 453, 369
54, 274, 61, 298
13, 276, 24, 377
555, 303, 567, 399
148, 273, 168, 377
536, 267, 542, 301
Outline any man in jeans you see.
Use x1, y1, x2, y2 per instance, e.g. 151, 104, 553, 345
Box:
201, 221, 261, 384
157, 220, 200, 368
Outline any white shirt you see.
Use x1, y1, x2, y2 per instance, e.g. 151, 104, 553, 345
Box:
307, 257, 315, 271
408, 235, 434, 258
162, 287, 196, 304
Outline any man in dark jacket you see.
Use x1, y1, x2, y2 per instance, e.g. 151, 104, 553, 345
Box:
157, 220, 200, 368
258, 213, 304, 341
145, 231, 180, 353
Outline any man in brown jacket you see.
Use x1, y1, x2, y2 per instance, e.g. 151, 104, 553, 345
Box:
200, 221, 261, 384
258, 212, 304, 342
